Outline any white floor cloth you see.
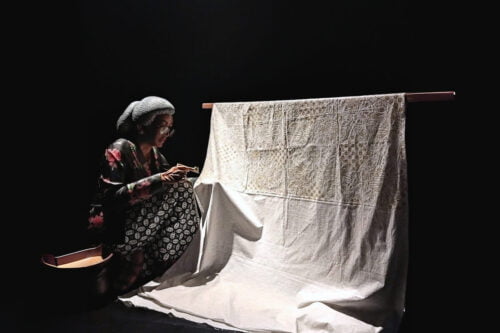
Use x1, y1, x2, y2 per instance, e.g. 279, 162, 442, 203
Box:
120, 94, 409, 333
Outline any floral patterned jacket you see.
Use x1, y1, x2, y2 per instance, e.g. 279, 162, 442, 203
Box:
88, 138, 171, 242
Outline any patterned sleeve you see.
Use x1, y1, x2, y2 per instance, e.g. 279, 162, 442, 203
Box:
89, 140, 175, 233
100, 141, 170, 209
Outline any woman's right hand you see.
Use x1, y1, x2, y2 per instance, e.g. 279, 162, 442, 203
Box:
160, 165, 190, 182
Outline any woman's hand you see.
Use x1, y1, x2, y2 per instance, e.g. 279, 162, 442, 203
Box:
160, 165, 190, 182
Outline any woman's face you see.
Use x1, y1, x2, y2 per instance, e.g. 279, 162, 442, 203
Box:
143, 114, 174, 147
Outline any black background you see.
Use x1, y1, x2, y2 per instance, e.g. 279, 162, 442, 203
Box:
9, 1, 482, 332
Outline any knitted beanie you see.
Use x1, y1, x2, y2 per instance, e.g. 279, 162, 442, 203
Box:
116, 101, 138, 135
116, 96, 175, 135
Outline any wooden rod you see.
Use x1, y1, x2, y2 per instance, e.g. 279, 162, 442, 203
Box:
201, 91, 455, 109
405, 91, 455, 102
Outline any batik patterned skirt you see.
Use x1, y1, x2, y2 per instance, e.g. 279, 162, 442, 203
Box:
112, 180, 200, 279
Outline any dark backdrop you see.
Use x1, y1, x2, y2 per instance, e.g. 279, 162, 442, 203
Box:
14, 1, 475, 332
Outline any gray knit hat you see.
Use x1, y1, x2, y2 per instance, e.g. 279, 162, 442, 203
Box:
117, 96, 175, 135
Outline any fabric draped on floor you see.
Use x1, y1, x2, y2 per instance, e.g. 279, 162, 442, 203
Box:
121, 94, 408, 333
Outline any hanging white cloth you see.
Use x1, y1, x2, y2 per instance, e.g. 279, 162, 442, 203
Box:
121, 93, 409, 333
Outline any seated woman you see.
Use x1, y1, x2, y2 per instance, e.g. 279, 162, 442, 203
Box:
88, 96, 200, 293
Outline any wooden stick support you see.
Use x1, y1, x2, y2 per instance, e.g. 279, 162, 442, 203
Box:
201, 91, 455, 109
405, 91, 455, 102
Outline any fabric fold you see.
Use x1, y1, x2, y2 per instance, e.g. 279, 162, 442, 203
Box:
121, 93, 408, 333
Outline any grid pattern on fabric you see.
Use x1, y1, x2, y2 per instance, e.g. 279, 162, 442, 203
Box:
202, 94, 406, 207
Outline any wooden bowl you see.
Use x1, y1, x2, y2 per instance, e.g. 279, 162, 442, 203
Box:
41, 244, 113, 269
40, 244, 114, 301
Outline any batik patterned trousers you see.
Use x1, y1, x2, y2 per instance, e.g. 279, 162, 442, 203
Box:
113, 180, 200, 280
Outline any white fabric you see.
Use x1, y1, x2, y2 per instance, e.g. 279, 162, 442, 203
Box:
120, 94, 409, 333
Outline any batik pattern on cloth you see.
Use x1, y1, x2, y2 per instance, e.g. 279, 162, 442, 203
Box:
114, 181, 200, 277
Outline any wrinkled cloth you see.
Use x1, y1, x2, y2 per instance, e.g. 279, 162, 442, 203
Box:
121, 94, 408, 333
